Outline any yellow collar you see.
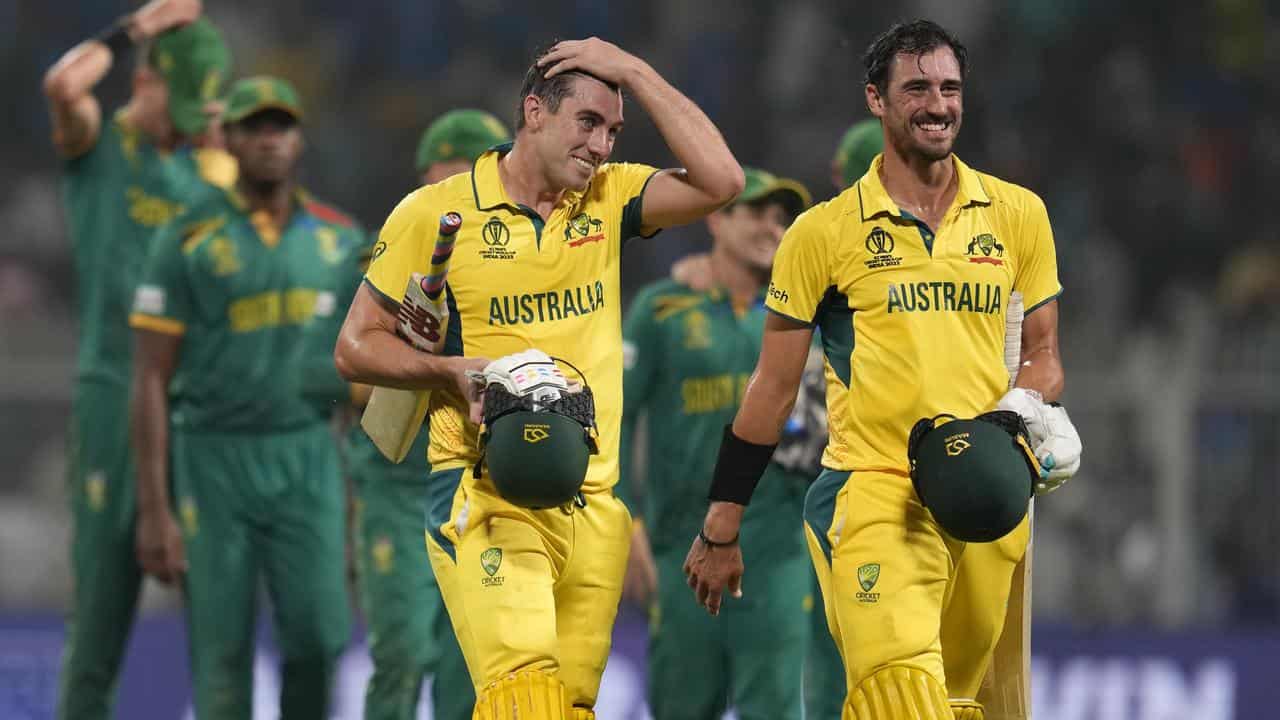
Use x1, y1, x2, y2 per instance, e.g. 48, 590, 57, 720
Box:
856, 153, 990, 221
225, 186, 311, 248
470, 143, 587, 213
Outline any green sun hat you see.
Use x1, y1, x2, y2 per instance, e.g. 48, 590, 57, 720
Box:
833, 119, 884, 188
149, 18, 232, 136
222, 76, 304, 125
737, 167, 812, 217
415, 109, 511, 173
907, 412, 1040, 543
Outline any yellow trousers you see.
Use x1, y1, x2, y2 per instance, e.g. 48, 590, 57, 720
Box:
804, 468, 1029, 706
424, 468, 630, 711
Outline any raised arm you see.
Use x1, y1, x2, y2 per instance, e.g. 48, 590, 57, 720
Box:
43, 40, 109, 158
538, 38, 745, 230
43, 0, 203, 158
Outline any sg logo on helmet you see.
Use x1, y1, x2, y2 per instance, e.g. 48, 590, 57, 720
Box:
523, 424, 551, 443
945, 433, 971, 457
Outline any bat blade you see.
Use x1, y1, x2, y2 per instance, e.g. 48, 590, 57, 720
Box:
361, 213, 462, 463
978, 289, 1031, 719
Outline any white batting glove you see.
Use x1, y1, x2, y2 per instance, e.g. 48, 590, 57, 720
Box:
996, 388, 1082, 494
481, 349, 569, 402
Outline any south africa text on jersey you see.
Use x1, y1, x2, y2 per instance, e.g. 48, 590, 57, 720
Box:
488, 281, 606, 326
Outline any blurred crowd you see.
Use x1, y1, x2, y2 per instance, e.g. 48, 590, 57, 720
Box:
1, 0, 1277, 628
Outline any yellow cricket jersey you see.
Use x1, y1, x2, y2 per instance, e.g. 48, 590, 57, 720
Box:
766, 154, 1062, 474
365, 144, 659, 493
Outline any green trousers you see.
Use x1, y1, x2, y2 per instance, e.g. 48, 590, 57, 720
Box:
804, 566, 845, 720
56, 384, 143, 720
648, 545, 810, 720
172, 422, 351, 719
352, 459, 472, 720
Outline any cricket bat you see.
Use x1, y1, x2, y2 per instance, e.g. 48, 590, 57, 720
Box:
978, 290, 1032, 719
360, 212, 462, 462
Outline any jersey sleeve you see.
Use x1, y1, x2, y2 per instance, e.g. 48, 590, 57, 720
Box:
129, 216, 196, 336
364, 189, 434, 306
764, 208, 831, 325
1013, 192, 1063, 314
606, 162, 663, 241
617, 285, 664, 518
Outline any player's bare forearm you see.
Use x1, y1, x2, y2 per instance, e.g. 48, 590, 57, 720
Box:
623, 62, 744, 223
43, 42, 110, 157
1015, 299, 1064, 401
44, 0, 202, 157
733, 313, 814, 444
702, 313, 814, 537
130, 330, 180, 519
334, 282, 469, 390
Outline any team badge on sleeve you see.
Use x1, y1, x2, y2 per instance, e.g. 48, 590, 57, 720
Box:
134, 285, 166, 314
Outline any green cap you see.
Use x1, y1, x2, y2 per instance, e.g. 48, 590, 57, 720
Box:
416, 109, 511, 172
907, 413, 1039, 543
484, 410, 590, 510
833, 119, 884, 188
222, 76, 304, 125
149, 19, 232, 136
737, 167, 812, 217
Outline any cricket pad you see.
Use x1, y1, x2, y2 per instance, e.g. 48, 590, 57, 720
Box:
907, 411, 1040, 543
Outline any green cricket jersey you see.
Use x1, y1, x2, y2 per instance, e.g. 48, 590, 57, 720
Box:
296, 237, 432, 479
130, 186, 364, 431
620, 279, 809, 558
63, 111, 233, 389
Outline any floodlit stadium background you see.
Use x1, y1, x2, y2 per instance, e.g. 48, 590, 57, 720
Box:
1, 0, 1276, 717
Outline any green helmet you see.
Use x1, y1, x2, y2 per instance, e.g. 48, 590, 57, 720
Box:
483, 411, 592, 509
907, 411, 1040, 543
477, 381, 598, 509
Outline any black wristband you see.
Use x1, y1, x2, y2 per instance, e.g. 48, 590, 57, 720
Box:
707, 425, 776, 506
94, 17, 134, 57
698, 528, 739, 548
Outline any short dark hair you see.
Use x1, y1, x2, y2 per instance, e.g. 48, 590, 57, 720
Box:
516, 41, 619, 131
863, 20, 968, 93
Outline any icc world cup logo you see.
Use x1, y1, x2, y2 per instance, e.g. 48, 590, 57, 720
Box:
865, 227, 895, 255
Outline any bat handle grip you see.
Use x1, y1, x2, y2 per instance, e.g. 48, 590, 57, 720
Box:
438, 212, 463, 235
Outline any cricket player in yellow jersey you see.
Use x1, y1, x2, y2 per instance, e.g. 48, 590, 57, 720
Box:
335, 38, 744, 720
684, 20, 1082, 720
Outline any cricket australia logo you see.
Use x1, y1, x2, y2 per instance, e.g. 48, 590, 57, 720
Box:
480, 217, 515, 260
966, 233, 1005, 266
565, 212, 605, 247
863, 227, 902, 270
856, 563, 881, 603
481, 547, 504, 586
